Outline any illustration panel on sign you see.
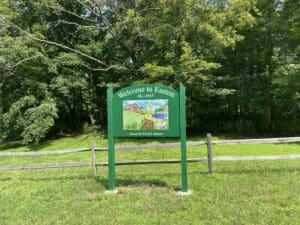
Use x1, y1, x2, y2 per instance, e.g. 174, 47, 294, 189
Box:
123, 99, 169, 130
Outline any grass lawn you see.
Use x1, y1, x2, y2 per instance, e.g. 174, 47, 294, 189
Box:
0, 133, 299, 225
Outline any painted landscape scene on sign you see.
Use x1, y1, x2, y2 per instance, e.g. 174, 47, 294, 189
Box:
123, 99, 169, 130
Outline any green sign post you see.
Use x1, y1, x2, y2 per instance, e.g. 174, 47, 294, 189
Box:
107, 83, 188, 193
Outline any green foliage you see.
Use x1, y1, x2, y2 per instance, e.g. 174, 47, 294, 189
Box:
20, 99, 58, 144
0, 0, 299, 141
1, 96, 37, 141
281, 0, 300, 58
212, 0, 300, 135
0, 97, 58, 144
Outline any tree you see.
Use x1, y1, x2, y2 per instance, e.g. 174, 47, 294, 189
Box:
6, 0, 300, 142
214, 0, 300, 135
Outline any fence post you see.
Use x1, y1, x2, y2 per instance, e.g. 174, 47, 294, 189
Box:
207, 133, 213, 174
91, 140, 97, 177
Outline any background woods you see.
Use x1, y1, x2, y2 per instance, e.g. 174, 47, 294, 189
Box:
0, 0, 299, 143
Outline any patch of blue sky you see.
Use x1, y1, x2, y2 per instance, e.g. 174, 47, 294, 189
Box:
123, 99, 168, 111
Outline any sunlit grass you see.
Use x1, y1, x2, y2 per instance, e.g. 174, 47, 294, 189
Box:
0, 134, 299, 225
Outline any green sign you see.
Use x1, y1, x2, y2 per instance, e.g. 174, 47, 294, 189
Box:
107, 83, 188, 193
112, 84, 180, 137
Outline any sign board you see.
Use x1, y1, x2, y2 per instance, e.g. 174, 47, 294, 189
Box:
112, 84, 180, 137
107, 83, 188, 193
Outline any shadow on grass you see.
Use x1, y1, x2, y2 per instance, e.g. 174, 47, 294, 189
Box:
96, 177, 168, 189
0, 140, 53, 152
0, 141, 24, 151
0, 132, 101, 152
17, 174, 168, 188
118, 170, 208, 177
26, 142, 56, 151
0, 177, 13, 181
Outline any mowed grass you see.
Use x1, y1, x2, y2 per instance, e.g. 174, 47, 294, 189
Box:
0, 134, 300, 225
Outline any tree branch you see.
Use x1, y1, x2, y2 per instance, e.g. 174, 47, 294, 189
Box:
77, 0, 138, 63
82, 63, 121, 71
4, 18, 108, 67
52, 19, 95, 28
43, 4, 96, 23
8, 54, 43, 68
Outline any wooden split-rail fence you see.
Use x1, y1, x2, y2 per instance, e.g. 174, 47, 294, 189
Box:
0, 134, 300, 175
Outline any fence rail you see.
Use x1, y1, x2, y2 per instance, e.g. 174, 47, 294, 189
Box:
211, 137, 300, 145
1, 136, 300, 157
0, 135, 300, 173
0, 147, 91, 157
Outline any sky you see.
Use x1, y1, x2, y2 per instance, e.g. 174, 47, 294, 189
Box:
123, 99, 168, 111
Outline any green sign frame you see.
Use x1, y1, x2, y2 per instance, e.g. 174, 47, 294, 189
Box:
107, 83, 188, 193
113, 84, 180, 137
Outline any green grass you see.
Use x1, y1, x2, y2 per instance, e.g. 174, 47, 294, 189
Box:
0, 134, 300, 225
123, 111, 145, 130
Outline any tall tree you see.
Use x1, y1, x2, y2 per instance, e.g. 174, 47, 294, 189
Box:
8, 0, 299, 142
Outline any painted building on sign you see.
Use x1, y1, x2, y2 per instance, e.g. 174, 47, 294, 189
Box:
123, 103, 138, 112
